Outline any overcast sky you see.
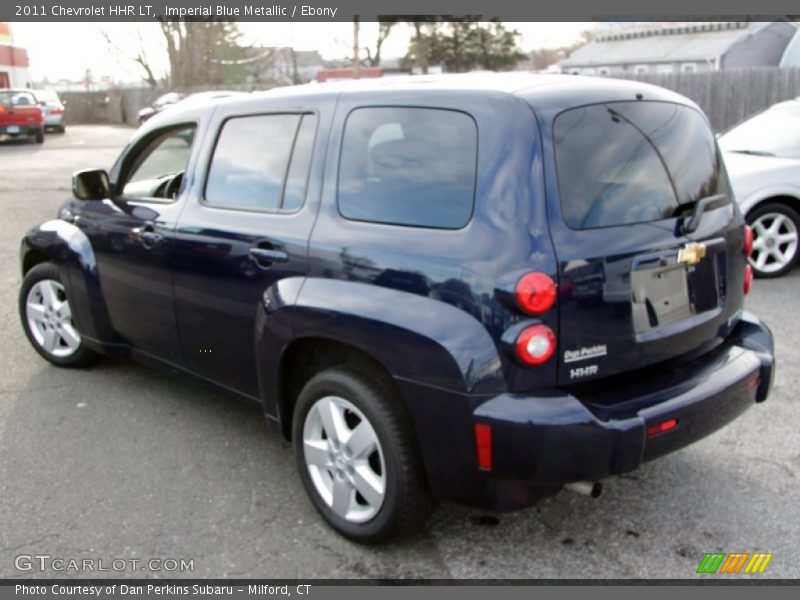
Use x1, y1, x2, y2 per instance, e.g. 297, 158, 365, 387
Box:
10, 22, 594, 83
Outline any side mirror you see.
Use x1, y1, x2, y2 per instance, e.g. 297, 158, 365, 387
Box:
72, 169, 110, 200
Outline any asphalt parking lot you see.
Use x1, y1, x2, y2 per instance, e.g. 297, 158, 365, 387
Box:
0, 125, 798, 579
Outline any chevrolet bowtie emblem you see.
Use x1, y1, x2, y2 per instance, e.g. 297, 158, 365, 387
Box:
678, 242, 707, 265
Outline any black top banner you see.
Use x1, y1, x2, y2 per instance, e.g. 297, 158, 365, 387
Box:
3, 0, 800, 22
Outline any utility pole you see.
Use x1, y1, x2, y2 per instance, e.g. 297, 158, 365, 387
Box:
352, 16, 361, 79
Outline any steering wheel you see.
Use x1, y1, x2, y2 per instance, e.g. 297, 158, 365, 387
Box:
163, 172, 184, 200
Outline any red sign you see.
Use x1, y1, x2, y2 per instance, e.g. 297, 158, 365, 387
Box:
316, 68, 383, 83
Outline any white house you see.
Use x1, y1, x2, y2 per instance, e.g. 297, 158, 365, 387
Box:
0, 22, 32, 88
560, 21, 800, 76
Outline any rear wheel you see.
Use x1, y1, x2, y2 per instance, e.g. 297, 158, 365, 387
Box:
34, 129, 44, 144
747, 202, 800, 278
292, 365, 431, 543
19, 263, 98, 367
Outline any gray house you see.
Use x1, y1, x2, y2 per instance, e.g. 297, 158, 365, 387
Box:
560, 21, 800, 76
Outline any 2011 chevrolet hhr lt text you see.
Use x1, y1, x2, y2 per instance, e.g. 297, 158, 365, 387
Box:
18, 74, 775, 542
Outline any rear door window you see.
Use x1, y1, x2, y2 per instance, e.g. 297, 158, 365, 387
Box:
338, 107, 477, 229
554, 102, 728, 229
0, 91, 37, 107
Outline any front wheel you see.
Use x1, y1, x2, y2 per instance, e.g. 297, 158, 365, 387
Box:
747, 202, 800, 278
19, 263, 98, 367
292, 366, 431, 543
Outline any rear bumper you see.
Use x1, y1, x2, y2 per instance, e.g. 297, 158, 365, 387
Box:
44, 114, 64, 127
401, 311, 774, 510
0, 125, 42, 136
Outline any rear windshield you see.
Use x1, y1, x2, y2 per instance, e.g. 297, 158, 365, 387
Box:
34, 90, 60, 103
0, 91, 37, 107
554, 101, 728, 230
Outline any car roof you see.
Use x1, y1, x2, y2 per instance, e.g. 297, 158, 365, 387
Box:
142, 73, 698, 135
225, 72, 694, 112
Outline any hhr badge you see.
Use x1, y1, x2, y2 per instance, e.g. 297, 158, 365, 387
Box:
570, 364, 599, 379
678, 242, 707, 265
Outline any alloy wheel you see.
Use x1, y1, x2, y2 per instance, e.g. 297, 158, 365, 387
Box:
750, 211, 799, 274
302, 395, 386, 523
25, 279, 81, 358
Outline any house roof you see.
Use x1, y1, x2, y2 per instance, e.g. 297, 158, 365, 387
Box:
561, 22, 771, 67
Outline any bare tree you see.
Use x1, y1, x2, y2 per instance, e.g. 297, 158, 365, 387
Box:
158, 20, 242, 87
100, 27, 162, 88
363, 19, 397, 67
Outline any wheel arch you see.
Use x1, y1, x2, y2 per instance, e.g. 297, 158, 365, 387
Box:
21, 248, 50, 276
20, 220, 121, 346
256, 277, 507, 438
741, 192, 800, 218
275, 337, 397, 440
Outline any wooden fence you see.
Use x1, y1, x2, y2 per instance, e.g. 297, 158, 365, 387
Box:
59, 67, 800, 131
613, 67, 800, 132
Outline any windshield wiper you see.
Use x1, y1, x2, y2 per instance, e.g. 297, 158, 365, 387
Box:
727, 149, 776, 157
678, 193, 729, 234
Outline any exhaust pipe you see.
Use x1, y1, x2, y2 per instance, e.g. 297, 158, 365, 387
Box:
564, 481, 603, 498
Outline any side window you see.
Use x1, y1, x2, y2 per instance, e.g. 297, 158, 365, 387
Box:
338, 107, 477, 229
204, 113, 317, 212
122, 125, 196, 201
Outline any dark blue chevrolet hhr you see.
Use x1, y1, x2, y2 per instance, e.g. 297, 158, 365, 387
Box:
18, 74, 775, 542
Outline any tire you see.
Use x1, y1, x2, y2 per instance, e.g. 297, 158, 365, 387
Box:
34, 129, 44, 144
747, 202, 800, 278
19, 263, 98, 368
292, 365, 431, 543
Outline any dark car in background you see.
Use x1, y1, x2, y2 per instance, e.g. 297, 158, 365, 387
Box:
0, 89, 44, 143
34, 89, 66, 133
136, 92, 183, 126
137, 91, 248, 126
19, 75, 774, 542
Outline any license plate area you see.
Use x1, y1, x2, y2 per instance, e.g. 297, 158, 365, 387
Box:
631, 251, 720, 335
7, 125, 20, 134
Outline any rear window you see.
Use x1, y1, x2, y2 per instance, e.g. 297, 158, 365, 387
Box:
0, 91, 37, 107
338, 107, 477, 229
554, 102, 728, 229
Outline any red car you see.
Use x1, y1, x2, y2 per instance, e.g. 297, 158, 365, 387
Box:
0, 89, 44, 144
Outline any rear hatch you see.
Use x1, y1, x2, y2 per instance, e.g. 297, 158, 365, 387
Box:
549, 100, 745, 387
0, 90, 42, 130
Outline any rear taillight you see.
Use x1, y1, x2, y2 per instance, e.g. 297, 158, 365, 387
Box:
51, 107, 64, 115
515, 272, 556, 315
744, 225, 753, 257
744, 264, 753, 295
515, 324, 556, 366
474, 423, 492, 470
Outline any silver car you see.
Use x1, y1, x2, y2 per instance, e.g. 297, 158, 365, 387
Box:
720, 99, 800, 277
34, 89, 66, 133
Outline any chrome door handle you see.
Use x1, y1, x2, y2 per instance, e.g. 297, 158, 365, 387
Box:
249, 247, 288, 265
